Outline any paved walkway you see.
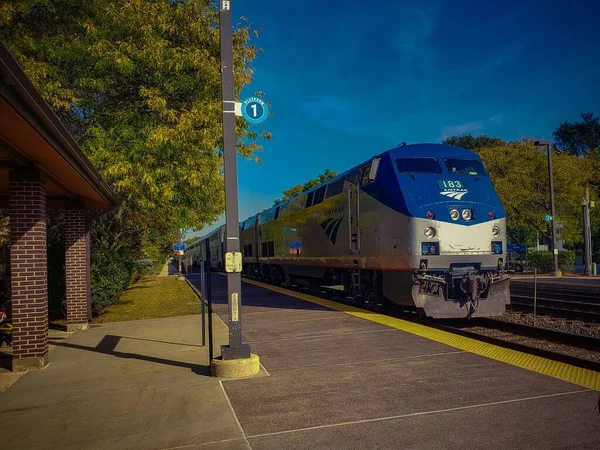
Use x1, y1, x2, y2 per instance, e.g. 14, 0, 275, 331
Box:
159, 258, 181, 277
188, 274, 600, 450
2, 273, 599, 449
0, 310, 244, 450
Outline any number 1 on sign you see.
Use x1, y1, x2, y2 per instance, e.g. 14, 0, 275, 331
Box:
250, 104, 257, 117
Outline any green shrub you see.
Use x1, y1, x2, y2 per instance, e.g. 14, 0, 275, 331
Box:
47, 234, 66, 320
527, 249, 576, 273
90, 244, 133, 312
558, 250, 576, 273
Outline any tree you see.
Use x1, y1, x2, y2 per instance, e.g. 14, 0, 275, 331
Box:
273, 169, 338, 205
477, 141, 593, 248
553, 112, 600, 156
0, 0, 271, 312
0, 0, 271, 232
442, 134, 505, 151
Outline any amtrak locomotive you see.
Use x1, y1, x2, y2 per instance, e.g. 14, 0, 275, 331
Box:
185, 143, 511, 319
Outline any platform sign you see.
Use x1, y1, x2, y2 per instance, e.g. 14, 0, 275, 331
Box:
544, 214, 552, 222
173, 243, 186, 251
241, 96, 269, 124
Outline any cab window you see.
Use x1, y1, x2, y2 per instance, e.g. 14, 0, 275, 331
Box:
444, 158, 487, 176
396, 158, 442, 174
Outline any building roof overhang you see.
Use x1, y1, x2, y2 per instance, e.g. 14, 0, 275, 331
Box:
0, 41, 118, 210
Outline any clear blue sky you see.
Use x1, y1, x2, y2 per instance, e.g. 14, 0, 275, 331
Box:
190, 0, 600, 239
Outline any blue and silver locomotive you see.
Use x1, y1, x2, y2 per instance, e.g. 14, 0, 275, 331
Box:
185, 143, 511, 319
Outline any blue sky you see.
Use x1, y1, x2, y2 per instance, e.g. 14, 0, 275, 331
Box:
189, 0, 600, 239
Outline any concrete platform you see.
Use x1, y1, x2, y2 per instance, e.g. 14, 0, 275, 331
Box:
1, 272, 599, 450
0, 313, 253, 450
187, 274, 600, 450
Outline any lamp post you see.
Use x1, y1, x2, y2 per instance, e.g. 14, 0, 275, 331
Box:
582, 187, 594, 276
535, 140, 561, 277
218, 0, 251, 360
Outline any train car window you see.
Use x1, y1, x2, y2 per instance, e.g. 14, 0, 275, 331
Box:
360, 164, 372, 185
249, 244, 253, 257
268, 241, 275, 257
306, 191, 315, 208
325, 178, 345, 199
444, 158, 487, 176
396, 158, 442, 173
312, 186, 326, 206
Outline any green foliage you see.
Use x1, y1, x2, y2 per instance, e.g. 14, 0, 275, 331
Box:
1, 0, 270, 314
90, 240, 133, 312
527, 250, 576, 273
274, 169, 338, 205
475, 140, 593, 249
1, 0, 271, 231
506, 225, 538, 248
553, 112, 600, 156
442, 134, 505, 151
47, 211, 66, 320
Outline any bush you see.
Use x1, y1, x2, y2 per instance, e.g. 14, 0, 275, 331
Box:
558, 250, 576, 273
90, 244, 133, 312
527, 249, 576, 273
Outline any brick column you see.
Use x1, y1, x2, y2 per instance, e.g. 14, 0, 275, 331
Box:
86, 217, 92, 322
9, 167, 49, 371
65, 209, 89, 331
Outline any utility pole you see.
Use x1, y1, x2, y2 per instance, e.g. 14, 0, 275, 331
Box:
178, 228, 182, 274
218, 0, 250, 360
535, 140, 561, 276
582, 187, 594, 276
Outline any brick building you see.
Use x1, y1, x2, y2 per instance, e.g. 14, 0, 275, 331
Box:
0, 42, 118, 371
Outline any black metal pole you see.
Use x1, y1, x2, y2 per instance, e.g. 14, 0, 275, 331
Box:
536, 140, 560, 276
201, 264, 206, 347
205, 241, 214, 364
219, 0, 250, 360
547, 142, 559, 275
583, 187, 592, 276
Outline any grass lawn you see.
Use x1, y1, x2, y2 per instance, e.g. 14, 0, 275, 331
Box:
95, 275, 201, 323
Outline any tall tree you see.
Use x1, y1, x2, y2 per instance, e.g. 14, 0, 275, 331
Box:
0, 0, 271, 234
1, 0, 271, 312
553, 112, 600, 156
273, 169, 338, 205
442, 134, 505, 151
477, 140, 593, 248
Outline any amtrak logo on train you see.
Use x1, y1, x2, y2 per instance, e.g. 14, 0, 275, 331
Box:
439, 189, 468, 200
321, 216, 344, 245
437, 180, 468, 200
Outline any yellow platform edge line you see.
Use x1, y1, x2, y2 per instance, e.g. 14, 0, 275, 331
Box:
241, 277, 600, 391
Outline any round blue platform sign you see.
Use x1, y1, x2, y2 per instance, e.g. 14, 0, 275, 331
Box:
241, 97, 269, 124
545, 214, 552, 222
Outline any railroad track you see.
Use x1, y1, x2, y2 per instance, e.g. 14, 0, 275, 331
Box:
509, 282, 600, 322
428, 317, 600, 372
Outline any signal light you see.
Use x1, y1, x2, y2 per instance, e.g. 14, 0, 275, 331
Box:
489, 212, 495, 219
427, 211, 435, 219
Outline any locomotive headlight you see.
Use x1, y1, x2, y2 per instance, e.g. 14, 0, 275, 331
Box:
424, 227, 436, 238
461, 209, 472, 221
492, 226, 501, 237
450, 209, 459, 220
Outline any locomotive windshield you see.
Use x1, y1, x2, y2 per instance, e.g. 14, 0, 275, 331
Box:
396, 158, 442, 173
444, 158, 487, 176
